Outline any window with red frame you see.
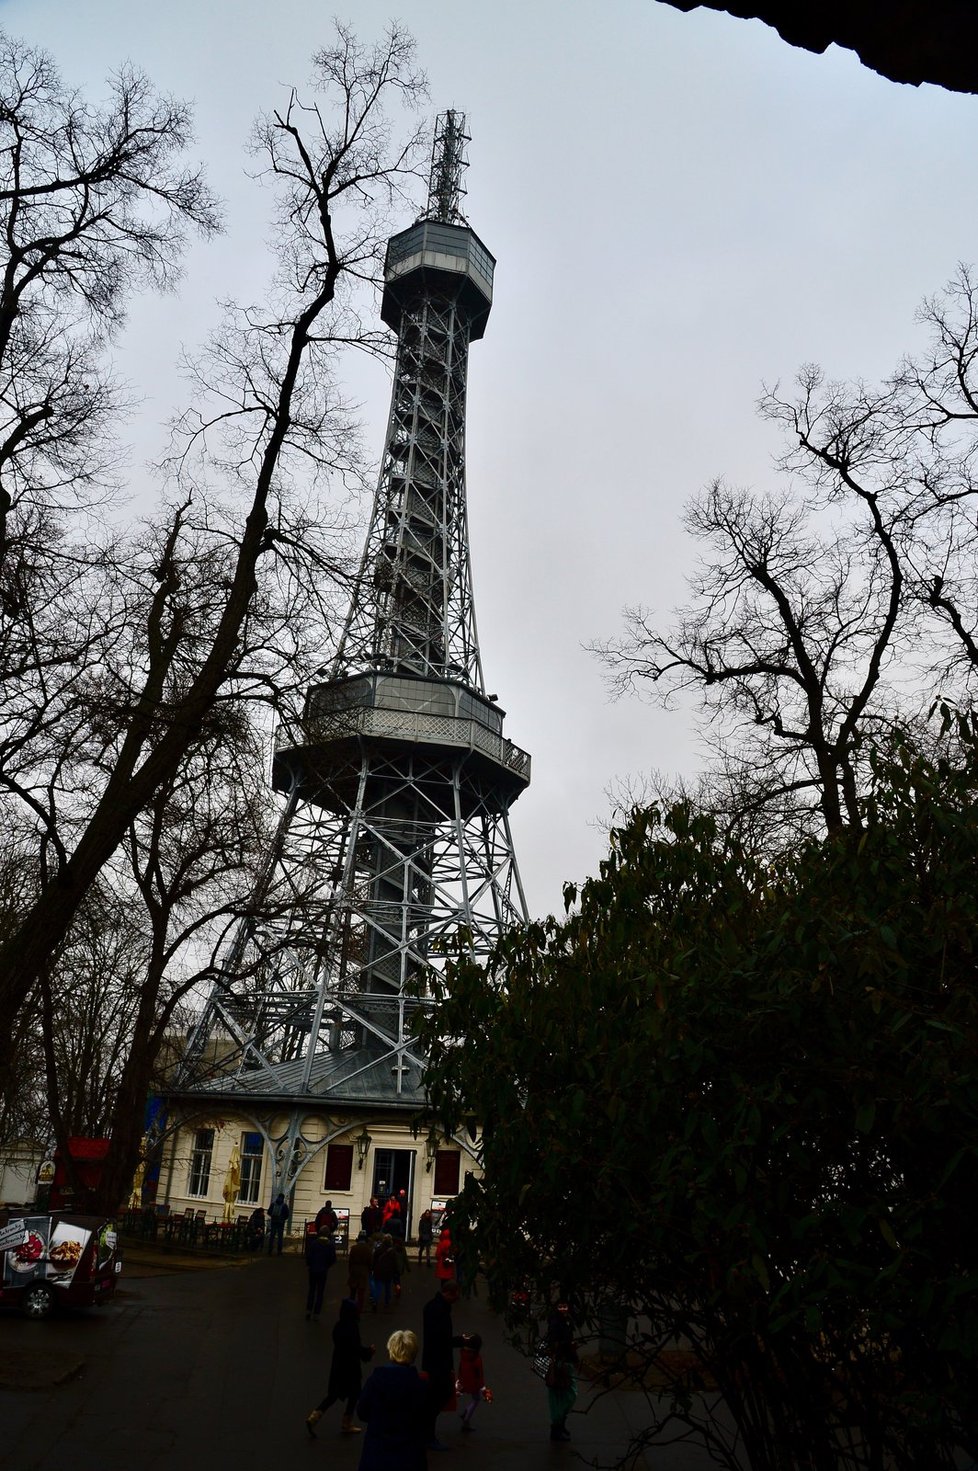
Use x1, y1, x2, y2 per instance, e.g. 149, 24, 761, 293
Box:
433, 1150, 460, 1196
323, 1143, 354, 1192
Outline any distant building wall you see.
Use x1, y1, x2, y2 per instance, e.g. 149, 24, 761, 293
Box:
0, 1142, 46, 1206
159, 1109, 476, 1241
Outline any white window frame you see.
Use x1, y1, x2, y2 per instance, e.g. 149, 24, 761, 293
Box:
239, 1131, 263, 1205
188, 1128, 214, 1197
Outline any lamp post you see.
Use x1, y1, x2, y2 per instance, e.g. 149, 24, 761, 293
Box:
355, 1126, 372, 1170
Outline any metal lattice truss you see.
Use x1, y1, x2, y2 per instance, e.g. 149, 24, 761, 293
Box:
181, 741, 527, 1099
422, 110, 469, 225
176, 114, 529, 1116
336, 294, 482, 688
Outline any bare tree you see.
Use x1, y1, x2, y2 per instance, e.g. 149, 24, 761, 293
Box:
0, 843, 46, 1150
91, 718, 275, 1212
3, 708, 277, 1210
0, 33, 218, 560
596, 269, 978, 839
0, 25, 428, 1102
38, 888, 146, 1141
594, 468, 908, 836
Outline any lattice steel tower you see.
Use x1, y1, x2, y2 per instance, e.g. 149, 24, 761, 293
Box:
177, 114, 530, 1143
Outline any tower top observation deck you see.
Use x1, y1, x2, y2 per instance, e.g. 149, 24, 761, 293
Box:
381, 110, 495, 340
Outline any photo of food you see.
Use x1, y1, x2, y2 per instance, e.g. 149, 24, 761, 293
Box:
46, 1222, 90, 1281
10, 1230, 45, 1272
49, 1238, 83, 1270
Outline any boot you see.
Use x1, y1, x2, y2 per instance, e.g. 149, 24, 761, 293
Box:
305, 1410, 322, 1439
341, 1415, 363, 1435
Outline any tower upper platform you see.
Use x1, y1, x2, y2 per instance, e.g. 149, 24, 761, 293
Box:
381, 220, 495, 340
273, 669, 531, 814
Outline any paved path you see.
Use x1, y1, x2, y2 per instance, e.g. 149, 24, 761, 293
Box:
1, 1244, 721, 1471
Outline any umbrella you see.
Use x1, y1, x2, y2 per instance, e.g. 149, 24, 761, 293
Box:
222, 1144, 241, 1222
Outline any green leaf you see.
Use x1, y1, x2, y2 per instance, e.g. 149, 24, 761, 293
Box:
878, 1218, 899, 1251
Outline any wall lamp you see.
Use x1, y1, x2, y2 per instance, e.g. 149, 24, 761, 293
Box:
355, 1126, 372, 1169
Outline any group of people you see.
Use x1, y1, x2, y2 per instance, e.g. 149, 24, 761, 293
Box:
302, 1195, 453, 1325
294, 1192, 579, 1456
305, 1278, 487, 1466
238, 1193, 292, 1254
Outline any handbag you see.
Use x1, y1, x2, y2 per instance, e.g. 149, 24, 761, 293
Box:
544, 1357, 570, 1391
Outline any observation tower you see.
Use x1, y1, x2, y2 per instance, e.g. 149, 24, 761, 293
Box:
168, 114, 531, 1210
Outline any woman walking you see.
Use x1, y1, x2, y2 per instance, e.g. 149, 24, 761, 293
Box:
417, 1208, 434, 1266
356, 1329, 429, 1470
305, 1298, 375, 1438
434, 1226, 455, 1284
348, 1229, 374, 1314
304, 1228, 336, 1322
544, 1302, 578, 1443
369, 1233, 398, 1312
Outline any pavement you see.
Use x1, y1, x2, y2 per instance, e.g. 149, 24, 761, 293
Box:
0, 1238, 722, 1471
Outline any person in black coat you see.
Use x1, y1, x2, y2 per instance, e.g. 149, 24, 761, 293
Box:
421, 1280, 465, 1451
305, 1298, 375, 1437
305, 1228, 337, 1321
267, 1192, 290, 1255
361, 1196, 383, 1238
245, 1207, 265, 1252
355, 1329, 429, 1470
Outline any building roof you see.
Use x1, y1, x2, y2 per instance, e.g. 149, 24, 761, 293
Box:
165, 1045, 427, 1111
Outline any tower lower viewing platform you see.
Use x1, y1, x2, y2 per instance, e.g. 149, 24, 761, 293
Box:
273, 671, 531, 814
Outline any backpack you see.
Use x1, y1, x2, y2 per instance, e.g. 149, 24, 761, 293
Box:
310, 1235, 336, 1269
373, 1245, 396, 1281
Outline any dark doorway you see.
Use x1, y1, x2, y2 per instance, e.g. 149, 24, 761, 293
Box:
371, 1148, 416, 1236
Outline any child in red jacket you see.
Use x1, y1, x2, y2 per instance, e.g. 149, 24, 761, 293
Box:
457, 1333, 485, 1433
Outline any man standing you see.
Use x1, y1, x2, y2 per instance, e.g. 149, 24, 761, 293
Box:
361, 1196, 382, 1238
267, 1192, 290, 1255
314, 1199, 338, 1236
421, 1280, 465, 1451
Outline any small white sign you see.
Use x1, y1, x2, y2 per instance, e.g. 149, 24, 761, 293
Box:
0, 1219, 27, 1253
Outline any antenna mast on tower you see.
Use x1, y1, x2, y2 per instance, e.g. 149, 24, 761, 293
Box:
422, 110, 469, 224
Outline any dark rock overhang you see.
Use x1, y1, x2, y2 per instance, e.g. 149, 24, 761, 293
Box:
658, 2, 978, 95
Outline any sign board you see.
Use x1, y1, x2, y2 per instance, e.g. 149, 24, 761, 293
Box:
0, 1220, 27, 1253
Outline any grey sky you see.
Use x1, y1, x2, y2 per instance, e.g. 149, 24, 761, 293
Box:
8, 0, 978, 916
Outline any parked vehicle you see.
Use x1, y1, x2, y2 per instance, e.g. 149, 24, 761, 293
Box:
0, 1212, 122, 1319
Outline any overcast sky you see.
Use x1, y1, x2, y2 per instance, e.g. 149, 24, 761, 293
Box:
7, 0, 978, 918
